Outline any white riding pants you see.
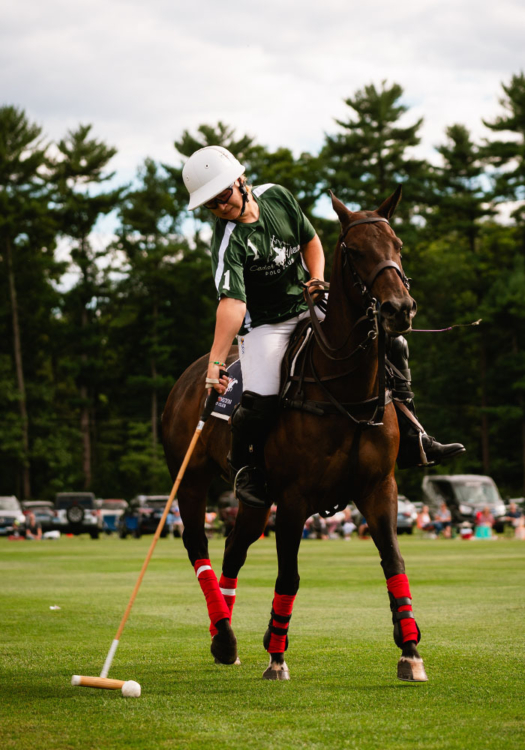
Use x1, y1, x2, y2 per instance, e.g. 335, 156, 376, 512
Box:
237, 309, 324, 396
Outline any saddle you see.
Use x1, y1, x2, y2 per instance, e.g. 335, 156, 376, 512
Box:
279, 317, 393, 423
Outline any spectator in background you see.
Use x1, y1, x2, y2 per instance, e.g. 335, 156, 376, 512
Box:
342, 507, 356, 540
504, 503, 525, 540
417, 505, 434, 534
434, 502, 452, 538
304, 514, 328, 539
358, 515, 369, 539
218, 491, 239, 537
474, 506, 495, 539
503, 502, 522, 530
171, 501, 184, 538
25, 512, 42, 540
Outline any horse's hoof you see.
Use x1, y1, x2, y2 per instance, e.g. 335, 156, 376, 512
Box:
215, 657, 241, 665
397, 656, 428, 682
210, 621, 238, 665
262, 660, 290, 681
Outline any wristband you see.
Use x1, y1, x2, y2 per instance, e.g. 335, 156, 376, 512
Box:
209, 360, 227, 368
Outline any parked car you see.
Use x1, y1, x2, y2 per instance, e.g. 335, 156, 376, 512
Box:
397, 496, 418, 534
422, 475, 507, 531
0, 496, 26, 535
21, 500, 56, 533
119, 495, 172, 539
97, 499, 128, 534
54, 492, 102, 538
349, 497, 417, 535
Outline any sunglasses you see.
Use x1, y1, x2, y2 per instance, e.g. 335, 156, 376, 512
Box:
204, 183, 235, 209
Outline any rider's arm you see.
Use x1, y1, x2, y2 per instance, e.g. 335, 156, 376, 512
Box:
302, 234, 325, 281
302, 234, 325, 298
207, 297, 247, 394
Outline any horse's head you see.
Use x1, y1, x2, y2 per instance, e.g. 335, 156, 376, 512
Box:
331, 187, 417, 336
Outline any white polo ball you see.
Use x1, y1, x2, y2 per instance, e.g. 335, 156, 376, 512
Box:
121, 680, 141, 698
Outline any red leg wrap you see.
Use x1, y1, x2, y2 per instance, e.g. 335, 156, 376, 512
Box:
267, 592, 296, 653
194, 559, 230, 638
219, 574, 238, 620
387, 573, 419, 643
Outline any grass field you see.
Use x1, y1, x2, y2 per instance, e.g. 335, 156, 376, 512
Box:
1, 533, 524, 750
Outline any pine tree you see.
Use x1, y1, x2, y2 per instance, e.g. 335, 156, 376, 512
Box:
52, 124, 122, 489
321, 81, 431, 226
0, 106, 57, 497
113, 158, 185, 476
482, 73, 525, 491
483, 72, 525, 220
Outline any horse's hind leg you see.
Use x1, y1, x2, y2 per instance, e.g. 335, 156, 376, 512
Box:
364, 480, 428, 682
262, 500, 306, 681
178, 472, 238, 665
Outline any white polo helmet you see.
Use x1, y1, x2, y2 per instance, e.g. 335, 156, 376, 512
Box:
182, 146, 245, 211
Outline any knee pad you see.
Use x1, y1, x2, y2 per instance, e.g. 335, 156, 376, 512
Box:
389, 335, 409, 369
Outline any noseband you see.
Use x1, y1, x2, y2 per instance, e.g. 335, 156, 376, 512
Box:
339, 217, 411, 303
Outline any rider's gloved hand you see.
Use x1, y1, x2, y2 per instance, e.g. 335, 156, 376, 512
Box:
303, 277, 326, 303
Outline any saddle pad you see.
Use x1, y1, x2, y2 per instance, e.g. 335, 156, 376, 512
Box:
211, 359, 243, 421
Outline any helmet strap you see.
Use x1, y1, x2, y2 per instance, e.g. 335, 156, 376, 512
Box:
238, 179, 249, 217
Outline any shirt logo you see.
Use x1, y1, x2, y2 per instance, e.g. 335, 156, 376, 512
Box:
273, 244, 287, 266
248, 235, 301, 275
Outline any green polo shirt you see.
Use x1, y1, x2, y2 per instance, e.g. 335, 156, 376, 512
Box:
210, 184, 316, 334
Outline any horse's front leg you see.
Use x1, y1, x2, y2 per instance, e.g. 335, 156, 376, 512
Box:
262, 498, 306, 681
362, 477, 428, 683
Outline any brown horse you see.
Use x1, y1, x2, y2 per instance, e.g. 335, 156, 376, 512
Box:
162, 187, 427, 682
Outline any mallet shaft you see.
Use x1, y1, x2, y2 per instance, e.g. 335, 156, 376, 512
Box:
113, 427, 202, 643
95, 379, 225, 681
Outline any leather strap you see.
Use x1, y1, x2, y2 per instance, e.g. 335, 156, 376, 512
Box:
393, 611, 415, 621
271, 609, 292, 624
339, 216, 390, 246
394, 400, 425, 433
365, 260, 406, 289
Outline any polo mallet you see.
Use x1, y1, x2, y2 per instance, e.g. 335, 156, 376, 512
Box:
72, 377, 225, 693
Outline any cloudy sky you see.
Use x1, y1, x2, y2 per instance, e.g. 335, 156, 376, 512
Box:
3, 0, 523, 180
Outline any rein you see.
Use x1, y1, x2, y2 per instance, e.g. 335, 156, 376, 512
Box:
291, 215, 410, 429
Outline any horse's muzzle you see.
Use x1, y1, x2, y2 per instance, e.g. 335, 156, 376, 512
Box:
380, 296, 417, 336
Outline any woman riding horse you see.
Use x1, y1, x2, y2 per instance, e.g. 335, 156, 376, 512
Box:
161, 147, 465, 681
181, 145, 464, 508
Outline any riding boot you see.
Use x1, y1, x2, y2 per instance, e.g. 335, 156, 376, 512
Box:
228, 391, 280, 510
388, 336, 466, 470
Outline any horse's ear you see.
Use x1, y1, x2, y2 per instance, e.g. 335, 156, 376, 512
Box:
376, 185, 402, 219
330, 191, 351, 226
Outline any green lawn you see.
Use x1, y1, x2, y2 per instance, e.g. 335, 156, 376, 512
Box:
1, 533, 524, 750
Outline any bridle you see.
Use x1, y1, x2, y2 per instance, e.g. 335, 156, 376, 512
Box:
339, 217, 411, 306
304, 216, 411, 362
298, 215, 412, 430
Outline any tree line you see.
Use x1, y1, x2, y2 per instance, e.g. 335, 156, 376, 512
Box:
1, 74, 524, 502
